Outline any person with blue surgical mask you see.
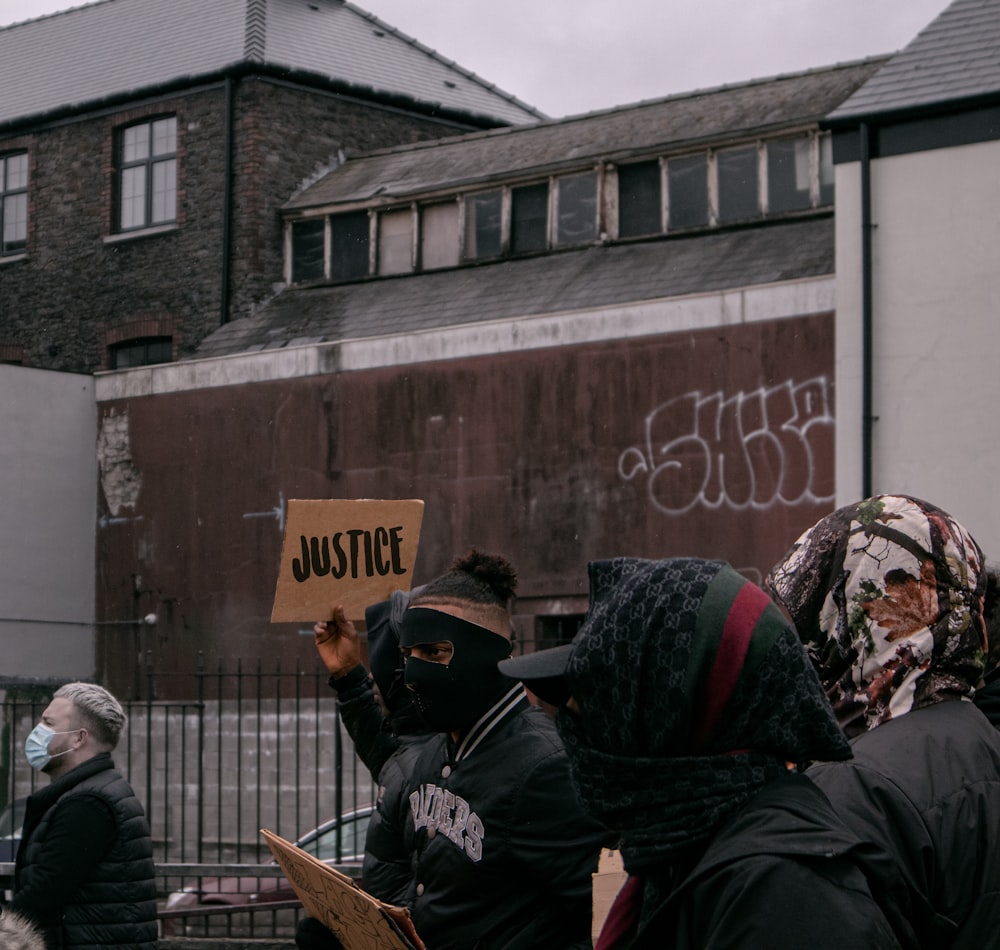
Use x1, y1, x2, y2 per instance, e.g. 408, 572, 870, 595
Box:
4, 683, 158, 949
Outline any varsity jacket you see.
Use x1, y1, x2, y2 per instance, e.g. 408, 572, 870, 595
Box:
13, 753, 158, 949
334, 668, 610, 949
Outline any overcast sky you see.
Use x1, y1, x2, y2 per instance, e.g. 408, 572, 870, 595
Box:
0, 0, 950, 116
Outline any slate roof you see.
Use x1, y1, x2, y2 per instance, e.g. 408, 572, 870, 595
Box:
194, 216, 834, 358
285, 58, 887, 210
828, 0, 1000, 122
0, 0, 543, 131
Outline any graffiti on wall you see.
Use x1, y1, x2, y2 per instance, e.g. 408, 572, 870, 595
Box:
617, 376, 834, 515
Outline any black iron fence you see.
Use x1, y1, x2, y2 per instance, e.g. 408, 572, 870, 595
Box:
0, 653, 377, 937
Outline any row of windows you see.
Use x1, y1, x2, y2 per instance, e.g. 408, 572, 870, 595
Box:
0, 115, 177, 258
289, 131, 834, 284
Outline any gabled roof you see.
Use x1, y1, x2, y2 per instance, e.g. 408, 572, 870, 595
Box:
0, 0, 543, 131
194, 217, 835, 359
285, 58, 886, 211
828, 0, 1000, 122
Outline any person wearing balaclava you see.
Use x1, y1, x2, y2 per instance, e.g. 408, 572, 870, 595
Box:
766, 495, 1000, 950
500, 557, 902, 950
297, 588, 432, 950
303, 548, 611, 950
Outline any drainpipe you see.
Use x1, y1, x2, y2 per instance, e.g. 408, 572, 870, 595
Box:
220, 75, 235, 325
859, 121, 874, 497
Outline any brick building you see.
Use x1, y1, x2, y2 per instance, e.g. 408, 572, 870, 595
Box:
0, 0, 541, 372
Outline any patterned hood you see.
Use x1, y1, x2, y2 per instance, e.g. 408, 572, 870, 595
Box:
766, 495, 987, 738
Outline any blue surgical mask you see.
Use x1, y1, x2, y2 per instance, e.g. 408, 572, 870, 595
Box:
24, 723, 78, 771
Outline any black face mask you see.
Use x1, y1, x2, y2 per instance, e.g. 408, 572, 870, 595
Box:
400, 607, 514, 734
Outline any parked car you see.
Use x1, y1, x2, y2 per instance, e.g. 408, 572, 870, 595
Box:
162, 804, 374, 935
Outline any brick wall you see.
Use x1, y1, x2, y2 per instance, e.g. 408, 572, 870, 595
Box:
0, 77, 479, 373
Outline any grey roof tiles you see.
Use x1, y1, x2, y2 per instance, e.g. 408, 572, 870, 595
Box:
828, 0, 1000, 121
0, 0, 543, 129
194, 217, 835, 358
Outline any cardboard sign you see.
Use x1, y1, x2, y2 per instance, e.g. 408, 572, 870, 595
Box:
260, 828, 423, 950
271, 499, 424, 622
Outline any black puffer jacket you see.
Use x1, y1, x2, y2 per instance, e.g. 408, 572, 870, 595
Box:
14, 753, 157, 949
808, 700, 1000, 950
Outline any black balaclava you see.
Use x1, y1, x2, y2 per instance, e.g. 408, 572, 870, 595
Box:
365, 587, 425, 736
399, 607, 515, 734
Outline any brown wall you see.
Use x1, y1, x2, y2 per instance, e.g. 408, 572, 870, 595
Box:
96, 313, 835, 697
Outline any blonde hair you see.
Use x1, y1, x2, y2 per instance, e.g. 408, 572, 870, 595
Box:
54, 682, 126, 748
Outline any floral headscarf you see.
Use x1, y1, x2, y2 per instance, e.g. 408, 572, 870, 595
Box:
766, 495, 987, 737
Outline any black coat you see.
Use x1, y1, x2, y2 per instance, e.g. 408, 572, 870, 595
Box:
808, 700, 1000, 949
623, 772, 901, 949
13, 753, 157, 949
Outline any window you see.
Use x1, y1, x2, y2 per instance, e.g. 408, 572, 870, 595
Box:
464, 190, 502, 260
420, 202, 460, 270
618, 161, 661, 238
717, 145, 759, 223
533, 614, 585, 651
1, 151, 28, 255
667, 154, 708, 230
819, 134, 834, 205
117, 116, 177, 232
377, 209, 413, 276
329, 211, 370, 282
109, 337, 172, 369
291, 219, 325, 282
510, 182, 548, 254
767, 136, 811, 213
555, 172, 598, 246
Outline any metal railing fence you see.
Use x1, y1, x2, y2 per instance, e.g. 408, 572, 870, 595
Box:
0, 652, 376, 868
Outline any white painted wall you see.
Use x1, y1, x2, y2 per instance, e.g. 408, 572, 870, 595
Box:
835, 139, 1000, 558
0, 366, 97, 680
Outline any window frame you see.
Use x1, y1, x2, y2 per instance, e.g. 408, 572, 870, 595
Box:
115, 115, 178, 234
1, 150, 29, 257
108, 336, 173, 370
285, 130, 835, 285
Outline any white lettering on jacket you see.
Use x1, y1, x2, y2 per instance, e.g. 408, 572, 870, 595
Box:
409, 784, 484, 862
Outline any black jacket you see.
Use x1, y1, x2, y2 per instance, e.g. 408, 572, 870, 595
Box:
808, 700, 1000, 950
624, 772, 900, 949
13, 753, 158, 949
335, 668, 610, 949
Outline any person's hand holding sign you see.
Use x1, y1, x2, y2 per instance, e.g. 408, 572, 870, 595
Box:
314, 605, 362, 678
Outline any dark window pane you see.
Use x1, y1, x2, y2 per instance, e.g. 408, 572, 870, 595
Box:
767, 137, 811, 213
329, 211, 369, 282
717, 146, 759, 223
819, 135, 834, 205
618, 161, 661, 238
667, 154, 708, 229
556, 172, 597, 246
292, 219, 326, 282
109, 337, 172, 369
464, 191, 502, 259
511, 182, 548, 254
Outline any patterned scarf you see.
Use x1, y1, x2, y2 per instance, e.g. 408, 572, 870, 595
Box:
766, 495, 986, 737
557, 557, 850, 873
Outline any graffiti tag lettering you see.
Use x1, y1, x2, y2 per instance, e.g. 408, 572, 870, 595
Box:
617, 377, 834, 514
